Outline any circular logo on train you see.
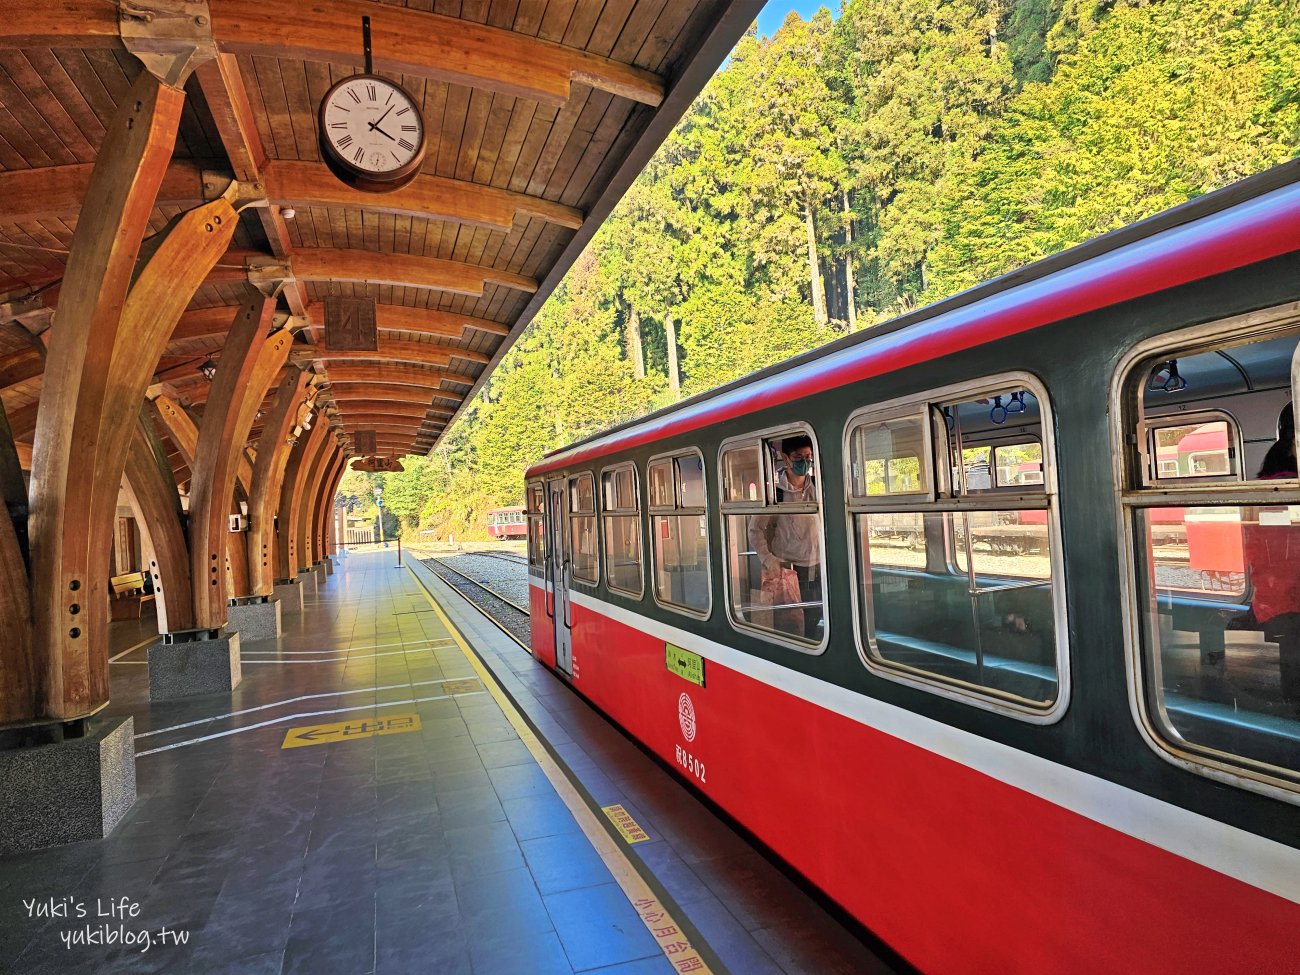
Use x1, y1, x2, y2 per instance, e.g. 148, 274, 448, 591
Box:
677, 692, 697, 742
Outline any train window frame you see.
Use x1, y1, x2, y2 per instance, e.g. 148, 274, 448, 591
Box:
601, 462, 645, 600
1140, 409, 1244, 486
647, 448, 713, 620
1111, 307, 1300, 805
717, 423, 830, 655
843, 371, 1071, 725
526, 481, 546, 569
568, 472, 599, 586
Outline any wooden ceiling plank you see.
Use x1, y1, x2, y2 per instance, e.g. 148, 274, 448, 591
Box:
207, 0, 664, 107
537, 0, 580, 43
1, 50, 97, 162
437, 82, 472, 180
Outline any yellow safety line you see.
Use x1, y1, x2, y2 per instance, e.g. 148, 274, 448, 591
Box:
408, 566, 719, 975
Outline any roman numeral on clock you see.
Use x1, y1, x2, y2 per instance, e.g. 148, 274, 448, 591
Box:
366, 83, 377, 101
398, 138, 415, 152
337, 134, 353, 149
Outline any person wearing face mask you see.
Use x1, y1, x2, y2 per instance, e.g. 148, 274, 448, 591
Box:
748, 435, 823, 640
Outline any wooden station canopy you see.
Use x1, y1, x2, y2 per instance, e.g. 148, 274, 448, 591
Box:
0, 0, 758, 462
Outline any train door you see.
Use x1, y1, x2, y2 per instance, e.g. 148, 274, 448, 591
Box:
547, 478, 573, 675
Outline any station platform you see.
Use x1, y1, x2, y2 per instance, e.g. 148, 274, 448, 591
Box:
0, 551, 900, 975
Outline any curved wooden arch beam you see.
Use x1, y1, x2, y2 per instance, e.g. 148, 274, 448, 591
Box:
148, 392, 254, 496
263, 161, 582, 234
332, 402, 454, 419
292, 249, 538, 298
274, 419, 330, 582
298, 443, 340, 569
315, 452, 348, 561
123, 413, 195, 636
247, 369, 312, 594
170, 303, 509, 348
323, 364, 469, 388
0, 159, 211, 225
188, 290, 294, 626
0, 3, 664, 106
294, 342, 491, 369
325, 385, 464, 408
27, 72, 204, 721
209, 0, 664, 107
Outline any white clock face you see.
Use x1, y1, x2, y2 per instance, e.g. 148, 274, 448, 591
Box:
322, 77, 423, 176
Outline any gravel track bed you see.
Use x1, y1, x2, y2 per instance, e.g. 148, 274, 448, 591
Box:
431, 553, 533, 608
420, 556, 532, 646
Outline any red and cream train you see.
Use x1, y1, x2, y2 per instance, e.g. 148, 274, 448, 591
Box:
525, 163, 1300, 973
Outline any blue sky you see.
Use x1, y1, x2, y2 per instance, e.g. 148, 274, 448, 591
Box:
755, 1, 837, 39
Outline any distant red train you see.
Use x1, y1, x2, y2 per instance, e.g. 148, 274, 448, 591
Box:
525, 164, 1300, 974
486, 506, 527, 540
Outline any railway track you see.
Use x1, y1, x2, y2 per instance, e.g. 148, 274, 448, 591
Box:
417, 551, 531, 647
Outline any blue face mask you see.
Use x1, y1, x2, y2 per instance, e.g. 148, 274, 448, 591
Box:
791, 458, 812, 477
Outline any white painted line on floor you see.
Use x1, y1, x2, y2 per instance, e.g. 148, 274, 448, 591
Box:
241, 639, 455, 656
110, 661, 148, 665
135, 677, 474, 738
134, 690, 485, 757
240, 648, 442, 664
109, 635, 158, 662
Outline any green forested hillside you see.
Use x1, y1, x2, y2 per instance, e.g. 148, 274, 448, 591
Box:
365, 0, 1300, 539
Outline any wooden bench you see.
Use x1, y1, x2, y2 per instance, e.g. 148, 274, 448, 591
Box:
109, 571, 156, 621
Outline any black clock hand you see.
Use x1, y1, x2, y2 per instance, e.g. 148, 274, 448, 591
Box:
367, 105, 394, 132
371, 124, 396, 142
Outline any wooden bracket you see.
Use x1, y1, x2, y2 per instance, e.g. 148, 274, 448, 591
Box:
246, 259, 294, 295
119, 0, 217, 86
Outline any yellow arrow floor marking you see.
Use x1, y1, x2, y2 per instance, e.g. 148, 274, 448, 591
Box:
281, 712, 422, 749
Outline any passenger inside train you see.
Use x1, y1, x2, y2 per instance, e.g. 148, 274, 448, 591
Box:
744, 435, 824, 642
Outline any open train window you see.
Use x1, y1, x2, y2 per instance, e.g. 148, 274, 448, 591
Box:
568, 473, 598, 585
648, 450, 711, 618
845, 374, 1068, 723
719, 425, 827, 653
601, 464, 643, 598
526, 481, 545, 569
1117, 316, 1300, 801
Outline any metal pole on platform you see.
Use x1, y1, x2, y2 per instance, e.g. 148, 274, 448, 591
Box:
396, 537, 403, 568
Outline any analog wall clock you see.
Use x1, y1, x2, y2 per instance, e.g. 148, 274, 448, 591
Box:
318, 74, 426, 193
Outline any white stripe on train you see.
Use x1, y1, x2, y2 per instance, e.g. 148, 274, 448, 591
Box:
543, 583, 1300, 905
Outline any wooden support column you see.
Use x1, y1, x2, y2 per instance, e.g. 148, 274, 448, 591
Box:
0, 401, 32, 724
273, 419, 329, 582
122, 413, 195, 634
25, 67, 220, 720
312, 449, 346, 564
288, 423, 333, 574
186, 288, 293, 628
299, 444, 340, 568
246, 369, 312, 594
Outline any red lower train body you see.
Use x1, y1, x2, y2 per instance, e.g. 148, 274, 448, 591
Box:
529, 587, 1297, 973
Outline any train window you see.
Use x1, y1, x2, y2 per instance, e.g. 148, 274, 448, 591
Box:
720, 426, 826, 651
526, 482, 546, 568
649, 450, 711, 617
602, 464, 643, 598
846, 376, 1066, 722
848, 413, 928, 498
1119, 320, 1300, 798
569, 473, 598, 584
1145, 414, 1241, 483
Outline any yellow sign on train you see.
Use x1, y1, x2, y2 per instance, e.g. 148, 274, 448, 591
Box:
282, 713, 422, 749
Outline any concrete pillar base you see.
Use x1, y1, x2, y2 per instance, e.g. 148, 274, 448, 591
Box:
273, 578, 305, 615
321, 556, 334, 577
297, 568, 318, 596
310, 561, 326, 588
0, 717, 136, 853
148, 627, 241, 701
227, 595, 281, 642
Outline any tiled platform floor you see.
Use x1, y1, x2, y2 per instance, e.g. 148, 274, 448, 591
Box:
0, 551, 901, 975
